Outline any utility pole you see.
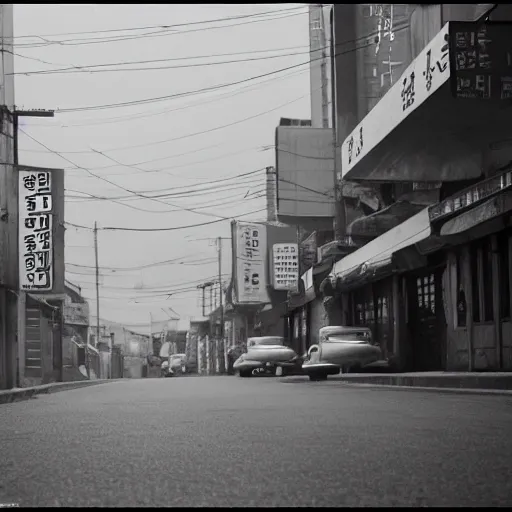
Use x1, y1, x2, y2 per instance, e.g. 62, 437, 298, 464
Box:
93, 221, 100, 379
6, 109, 55, 389
217, 236, 224, 341
329, 9, 346, 242
197, 284, 206, 317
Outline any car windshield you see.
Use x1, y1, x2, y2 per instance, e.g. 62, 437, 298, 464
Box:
249, 337, 284, 346
327, 334, 370, 343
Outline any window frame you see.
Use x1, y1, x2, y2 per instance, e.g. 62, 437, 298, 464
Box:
470, 237, 495, 325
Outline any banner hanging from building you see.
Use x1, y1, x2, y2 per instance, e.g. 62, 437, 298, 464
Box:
272, 243, 299, 291
232, 221, 270, 304
19, 169, 54, 291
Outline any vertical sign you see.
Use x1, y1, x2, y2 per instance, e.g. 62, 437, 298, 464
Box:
449, 21, 512, 100
233, 222, 269, 304
272, 243, 299, 291
19, 169, 53, 291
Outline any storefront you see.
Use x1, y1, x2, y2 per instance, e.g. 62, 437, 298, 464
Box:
332, 208, 434, 368
22, 294, 62, 387
430, 171, 512, 371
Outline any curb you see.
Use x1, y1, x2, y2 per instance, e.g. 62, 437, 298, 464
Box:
279, 376, 512, 396
0, 379, 121, 405
336, 382, 512, 397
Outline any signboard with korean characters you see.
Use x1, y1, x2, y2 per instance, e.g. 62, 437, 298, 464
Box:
272, 243, 299, 291
341, 23, 451, 177
19, 169, 54, 291
232, 221, 270, 304
18, 166, 65, 294
449, 21, 512, 100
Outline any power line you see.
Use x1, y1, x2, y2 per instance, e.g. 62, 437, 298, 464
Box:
64, 148, 268, 179
40, 45, 337, 115
13, 43, 308, 72
21, 68, 309, 131
65, 173, 264, 202
14, 48, 311, 76
79, 275, 231, 292
13, 10, 307, 49
72, 89, 311, 152
10, 6, 305, 41
20, 127, 263, 221
66, 252, 216, 271
63, 206, 266, 232
65, 166, 264, 195
65, 189, 265, 214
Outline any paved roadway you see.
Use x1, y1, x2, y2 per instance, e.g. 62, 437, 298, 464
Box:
1, 376, 512, 507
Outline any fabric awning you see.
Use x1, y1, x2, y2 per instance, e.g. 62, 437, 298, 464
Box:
331, 207, 432, 288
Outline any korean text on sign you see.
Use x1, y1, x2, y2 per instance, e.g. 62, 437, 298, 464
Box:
19, 171, 53, 290
273, 244, 299, 290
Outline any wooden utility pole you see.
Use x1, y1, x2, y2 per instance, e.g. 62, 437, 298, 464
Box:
197, 284, 206, 317
9, 109, 54, 389
217, 236, 224, 340
93, 221, 100, 378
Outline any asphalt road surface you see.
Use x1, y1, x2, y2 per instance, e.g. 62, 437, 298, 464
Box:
1, 376, 512, 507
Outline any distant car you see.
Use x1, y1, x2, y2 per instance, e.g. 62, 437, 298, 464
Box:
168, 353, 187, 376
233, 336, 300, 378
302, 326, 382, 381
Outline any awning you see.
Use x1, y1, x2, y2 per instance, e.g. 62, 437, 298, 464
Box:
340, 21, 512, 183
331, 208, 432, 288
341, 23, 451, 182
439, 190, 512, 242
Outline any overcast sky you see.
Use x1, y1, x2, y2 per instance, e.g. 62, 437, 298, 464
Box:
14, 3, 311, 332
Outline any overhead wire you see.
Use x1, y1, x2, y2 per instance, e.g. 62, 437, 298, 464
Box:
11, 9, 307, 49
9, 6, 306, 40
12, 43, 309, 74
20, 127, 264, 221
21, 68, 310, 131
14, 48, 312, 76
13, 20, 409, 116
32, 45, 334, 114
66, 252, 217, 271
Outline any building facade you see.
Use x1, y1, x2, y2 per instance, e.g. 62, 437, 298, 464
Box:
0, 4, 16, 390
329, 4, 512, 372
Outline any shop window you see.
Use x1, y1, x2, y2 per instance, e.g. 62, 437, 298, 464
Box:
416, 274, 435, 317
498, 233, 511, 320
470, 238, 494, 323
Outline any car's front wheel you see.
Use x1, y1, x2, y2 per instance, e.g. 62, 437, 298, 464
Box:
239, 369, 252, 378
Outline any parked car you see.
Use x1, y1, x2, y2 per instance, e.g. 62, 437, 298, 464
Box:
302, 326, 382, 381
233, 336, 300, 377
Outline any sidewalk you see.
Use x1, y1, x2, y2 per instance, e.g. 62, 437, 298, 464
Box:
336, 371, 512, 395
0, 379, 119, 405
282, 372, 512, 396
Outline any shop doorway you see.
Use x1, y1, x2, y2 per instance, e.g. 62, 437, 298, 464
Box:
407, 266, 447, 371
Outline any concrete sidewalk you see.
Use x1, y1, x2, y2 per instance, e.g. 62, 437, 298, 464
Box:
0, 379, 120, 405
282, 372, 512, 396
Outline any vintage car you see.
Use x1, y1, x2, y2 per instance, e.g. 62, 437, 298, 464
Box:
163, 353, 187, 377
302, 326, 382, 381
233, 336, 300, 377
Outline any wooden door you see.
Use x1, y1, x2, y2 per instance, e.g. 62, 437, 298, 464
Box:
408, 267, 447, 371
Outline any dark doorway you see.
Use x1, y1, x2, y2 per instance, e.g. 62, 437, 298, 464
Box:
407, 266, 447, 371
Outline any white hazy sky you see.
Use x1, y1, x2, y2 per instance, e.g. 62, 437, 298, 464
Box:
14, 3, 311, 331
